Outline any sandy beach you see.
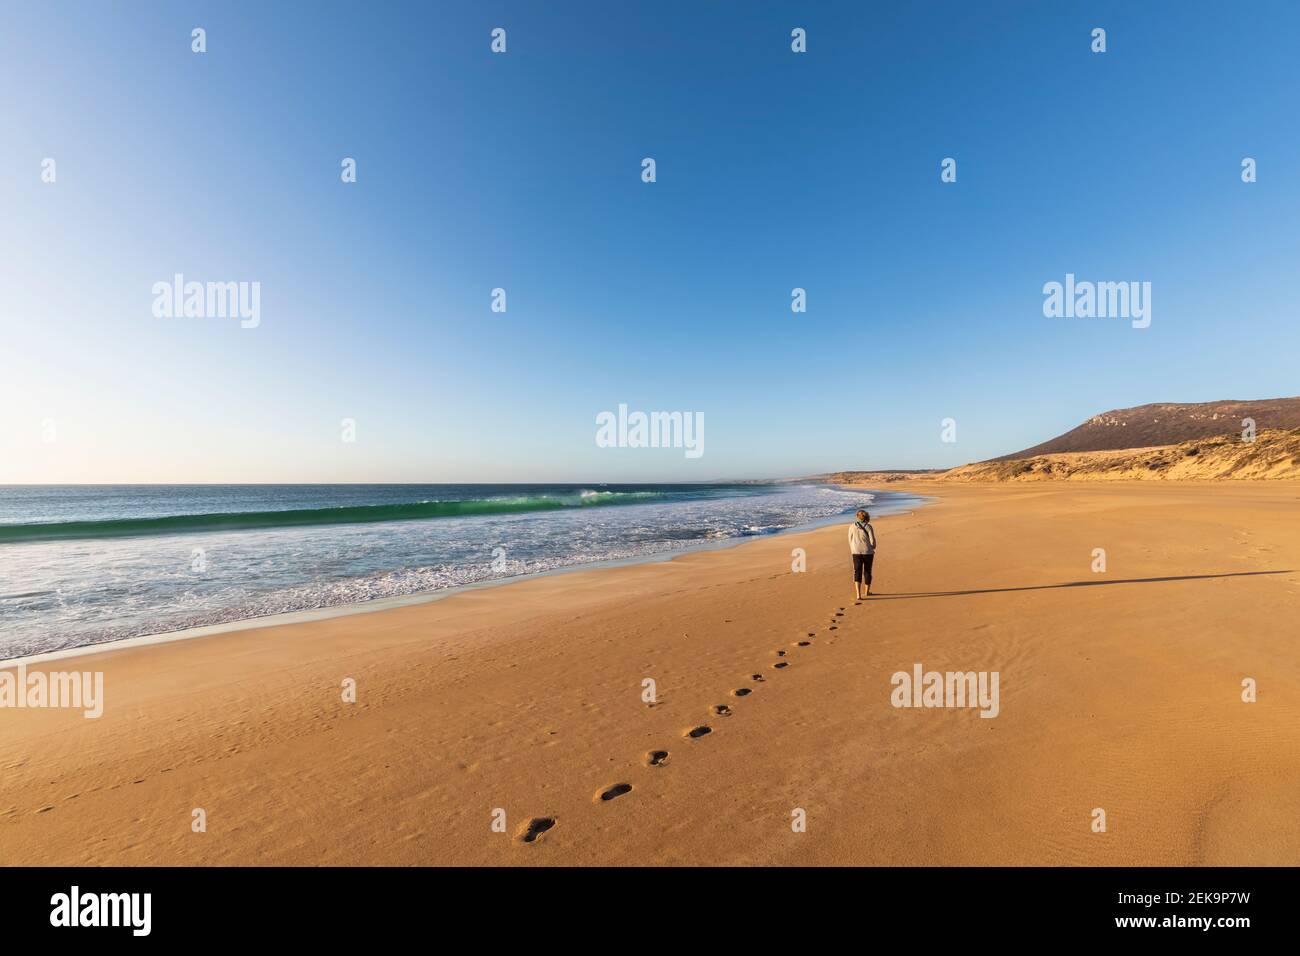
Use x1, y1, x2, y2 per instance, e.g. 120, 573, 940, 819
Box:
4, 482, 1299, 866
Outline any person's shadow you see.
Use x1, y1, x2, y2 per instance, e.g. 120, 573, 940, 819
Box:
867, 569, 1294, 600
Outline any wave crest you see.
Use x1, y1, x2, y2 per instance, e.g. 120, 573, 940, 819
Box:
0, 491, 668, 543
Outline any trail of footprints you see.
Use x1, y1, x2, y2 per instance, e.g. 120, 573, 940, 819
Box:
516, 603, 858, 844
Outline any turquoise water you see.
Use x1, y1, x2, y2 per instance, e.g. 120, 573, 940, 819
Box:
0, 488, 673, 542
0, 483, 919, 658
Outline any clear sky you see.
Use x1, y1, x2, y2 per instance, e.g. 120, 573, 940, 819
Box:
3, 1, 1298, 483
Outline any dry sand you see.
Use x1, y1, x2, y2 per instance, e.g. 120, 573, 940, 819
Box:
4, 483, 1300, 866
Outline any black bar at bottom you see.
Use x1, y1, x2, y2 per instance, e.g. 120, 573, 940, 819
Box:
0, 865, 1284, 941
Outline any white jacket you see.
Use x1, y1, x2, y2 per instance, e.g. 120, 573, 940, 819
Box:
848, 521, 876, 555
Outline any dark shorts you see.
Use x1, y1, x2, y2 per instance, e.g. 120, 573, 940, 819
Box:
852, 553, 874, 584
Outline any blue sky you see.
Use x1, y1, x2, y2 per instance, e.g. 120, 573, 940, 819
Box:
2, 1, 1298, 482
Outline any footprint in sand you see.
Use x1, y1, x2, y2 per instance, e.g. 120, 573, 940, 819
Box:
647, 750, 670, 767
733, 687, 753, 697
776, 650, 787, 657
796, 641, 811, 647
686, 725, 712, 738
828, 625, 838, 631
750, 673, 765, 682
519, 817, 556, 844
597, 783, 633, 802
713, 704, 732, 716
773, 661, 789, 670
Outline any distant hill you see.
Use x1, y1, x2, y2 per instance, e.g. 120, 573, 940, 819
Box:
944, 428, 1300, 482
993, 398, 1300, 460
822, 399, 1300, 484
819, 469, 944, 484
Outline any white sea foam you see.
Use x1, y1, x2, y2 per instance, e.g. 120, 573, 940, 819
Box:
0, 484, 918, 659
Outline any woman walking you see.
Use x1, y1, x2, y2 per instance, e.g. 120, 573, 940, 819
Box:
848, 509, 877, 600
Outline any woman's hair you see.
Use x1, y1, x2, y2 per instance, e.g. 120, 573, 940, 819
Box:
855, 510, 868, 521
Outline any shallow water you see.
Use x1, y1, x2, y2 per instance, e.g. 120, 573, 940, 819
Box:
0, 482, 918, 658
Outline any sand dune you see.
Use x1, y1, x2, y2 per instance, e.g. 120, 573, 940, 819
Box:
3, 482, 1299, 865
944, 428, 1300, 481
828, 427, 1300, 484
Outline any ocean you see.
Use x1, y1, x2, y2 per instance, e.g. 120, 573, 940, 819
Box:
0, 483, 920, 659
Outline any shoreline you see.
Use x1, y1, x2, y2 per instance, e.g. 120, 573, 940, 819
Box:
5, 481, 1299, 866
2, 485, 926, 669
